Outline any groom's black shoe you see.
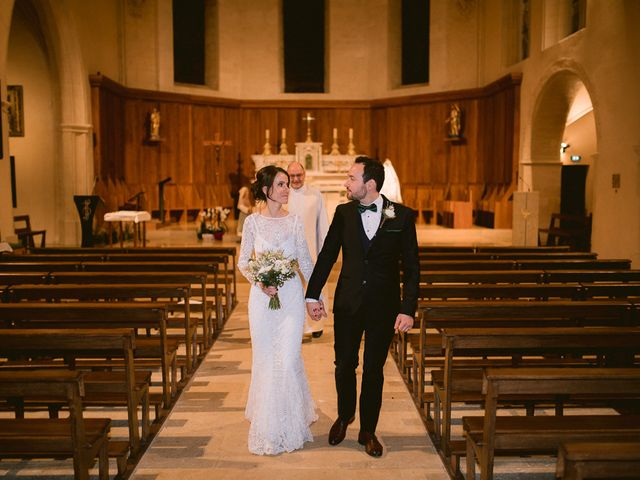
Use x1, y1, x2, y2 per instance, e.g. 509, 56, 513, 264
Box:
358, 431, 383, 457
328, 416, 355, 445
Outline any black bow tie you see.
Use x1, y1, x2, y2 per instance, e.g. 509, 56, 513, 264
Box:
357, 203, 377, 214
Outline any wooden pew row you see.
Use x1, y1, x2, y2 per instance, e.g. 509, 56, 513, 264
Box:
420, 270, 640, 284
0, 262, 224, 337
464, 367, 640, 480
410, 302, 640, 457
33, 246, 238, 306
2, 283, 199, 374
0, 369, 112, 480
0, 303, 177, 408
418, 259, 632, 271
13, 249, 236, 312
556, 441, 640, 480
0, 329, 142, 469
1, 253, 234, 320
436, 325, 640, 463
31, 246, 238, 307
396, 283, 640, 387
417, 246, 571, 253
417, 282, 640, 301
418, 251, 597, 261
0, 270, 218, 349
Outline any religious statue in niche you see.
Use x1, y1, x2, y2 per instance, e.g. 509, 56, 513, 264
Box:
148, 107, 161, 141
445, 103, 463, 139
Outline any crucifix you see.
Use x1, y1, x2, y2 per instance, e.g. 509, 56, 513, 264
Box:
203, 132, 233, 180
302, 112, 315, 142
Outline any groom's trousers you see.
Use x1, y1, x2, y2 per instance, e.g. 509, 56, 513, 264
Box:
333, 301, 396, 434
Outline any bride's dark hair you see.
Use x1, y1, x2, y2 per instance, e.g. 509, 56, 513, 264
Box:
251, 165, 289, 202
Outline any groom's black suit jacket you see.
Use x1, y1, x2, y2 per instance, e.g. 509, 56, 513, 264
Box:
306, 196, 419, 319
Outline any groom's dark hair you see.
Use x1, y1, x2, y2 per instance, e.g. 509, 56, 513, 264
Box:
355, 156, 385, 192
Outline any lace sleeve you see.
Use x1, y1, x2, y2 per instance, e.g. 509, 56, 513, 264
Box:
237, 214, 255, 282
294, 215, 315, 282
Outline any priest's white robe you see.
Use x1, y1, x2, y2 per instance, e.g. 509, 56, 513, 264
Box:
287, 184, 329, 333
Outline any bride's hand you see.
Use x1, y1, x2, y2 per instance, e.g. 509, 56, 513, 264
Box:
257, 282, 277, 297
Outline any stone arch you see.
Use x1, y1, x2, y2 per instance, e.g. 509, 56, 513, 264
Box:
9, 0, 93, 244
525, 61, 598, 239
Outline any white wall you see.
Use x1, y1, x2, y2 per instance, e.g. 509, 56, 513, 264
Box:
6, 2, 57, 242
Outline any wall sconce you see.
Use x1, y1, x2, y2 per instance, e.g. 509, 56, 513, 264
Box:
560, 142, 570, 154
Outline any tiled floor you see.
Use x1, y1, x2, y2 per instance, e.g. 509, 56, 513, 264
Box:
131, 280, 451, 480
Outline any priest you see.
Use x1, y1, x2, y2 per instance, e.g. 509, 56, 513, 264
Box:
287, 161, 330, 338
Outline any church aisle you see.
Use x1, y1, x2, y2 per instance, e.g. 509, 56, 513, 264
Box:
131, 280, 450, 480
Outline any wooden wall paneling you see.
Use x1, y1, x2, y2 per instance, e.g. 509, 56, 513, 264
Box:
105, 90, 126, 182
171, 103, 195, 184
123, 99, 142, 184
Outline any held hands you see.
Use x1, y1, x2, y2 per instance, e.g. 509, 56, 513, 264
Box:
257, 282, 277, 298
306, 301, 327, 321
394, 313, 414, 333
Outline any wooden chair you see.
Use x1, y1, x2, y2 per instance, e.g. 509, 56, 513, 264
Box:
13, 215, 46, 249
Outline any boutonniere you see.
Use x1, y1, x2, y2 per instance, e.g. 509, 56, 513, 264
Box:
379, 203, 396, 230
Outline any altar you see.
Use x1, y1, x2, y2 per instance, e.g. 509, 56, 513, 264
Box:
251, 142, 357, 220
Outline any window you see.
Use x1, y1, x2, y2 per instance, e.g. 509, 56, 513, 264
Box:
172, 0, 218, 88
401, 0, 430, 86
282, 0, 325, 93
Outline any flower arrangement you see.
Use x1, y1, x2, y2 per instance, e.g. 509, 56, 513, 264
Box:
245, 250, 299, 309
197, 207, 231, 239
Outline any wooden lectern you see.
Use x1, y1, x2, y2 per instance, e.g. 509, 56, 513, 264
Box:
73, 195, 102, 247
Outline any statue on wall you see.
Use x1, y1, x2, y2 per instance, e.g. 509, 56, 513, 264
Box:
445, 103, 463, 138
149, 107, 161, 140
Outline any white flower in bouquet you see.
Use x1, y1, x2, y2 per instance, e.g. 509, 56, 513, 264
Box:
246, 250, 299, 310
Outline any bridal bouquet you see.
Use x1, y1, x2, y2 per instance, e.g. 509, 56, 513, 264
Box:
246, 250, 299, 310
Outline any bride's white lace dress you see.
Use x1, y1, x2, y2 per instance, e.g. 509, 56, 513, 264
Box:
238, 212, 318, 455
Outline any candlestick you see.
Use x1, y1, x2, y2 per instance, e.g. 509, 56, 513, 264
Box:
330, 127, 340, 155
281, 128, 286, 140
263, 129, 272, 155
347, 128, 356, 155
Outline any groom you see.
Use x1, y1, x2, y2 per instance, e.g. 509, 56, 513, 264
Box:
305, 156, 419, 457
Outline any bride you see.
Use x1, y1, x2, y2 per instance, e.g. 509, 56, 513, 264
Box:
238, 165, 319, 455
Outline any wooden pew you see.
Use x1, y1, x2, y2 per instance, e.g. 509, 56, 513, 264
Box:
420, 270, 546, 284
411, 300, 638, 407
32, 246, 238, 307
0, 329, 141, 464
0, 303, 177, 408
0, 269, 220, 349
0, 261, 224, 336
438, 327, 640, 469
418, 252, 597, 261
4, 283, 198, 373
464, 367, 640, 480
556, 441, 640, 480
418, 259, 632, 271
416, 303, 639, 454
546, 270, 640, 283
418, 246, 571, 253
416, 283, 640, 301
7, 251, 236, 314
419, 270, 640, 285
0, 370, 111, 480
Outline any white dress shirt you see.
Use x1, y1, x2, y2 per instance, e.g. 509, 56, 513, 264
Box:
360, 195, 384, 240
